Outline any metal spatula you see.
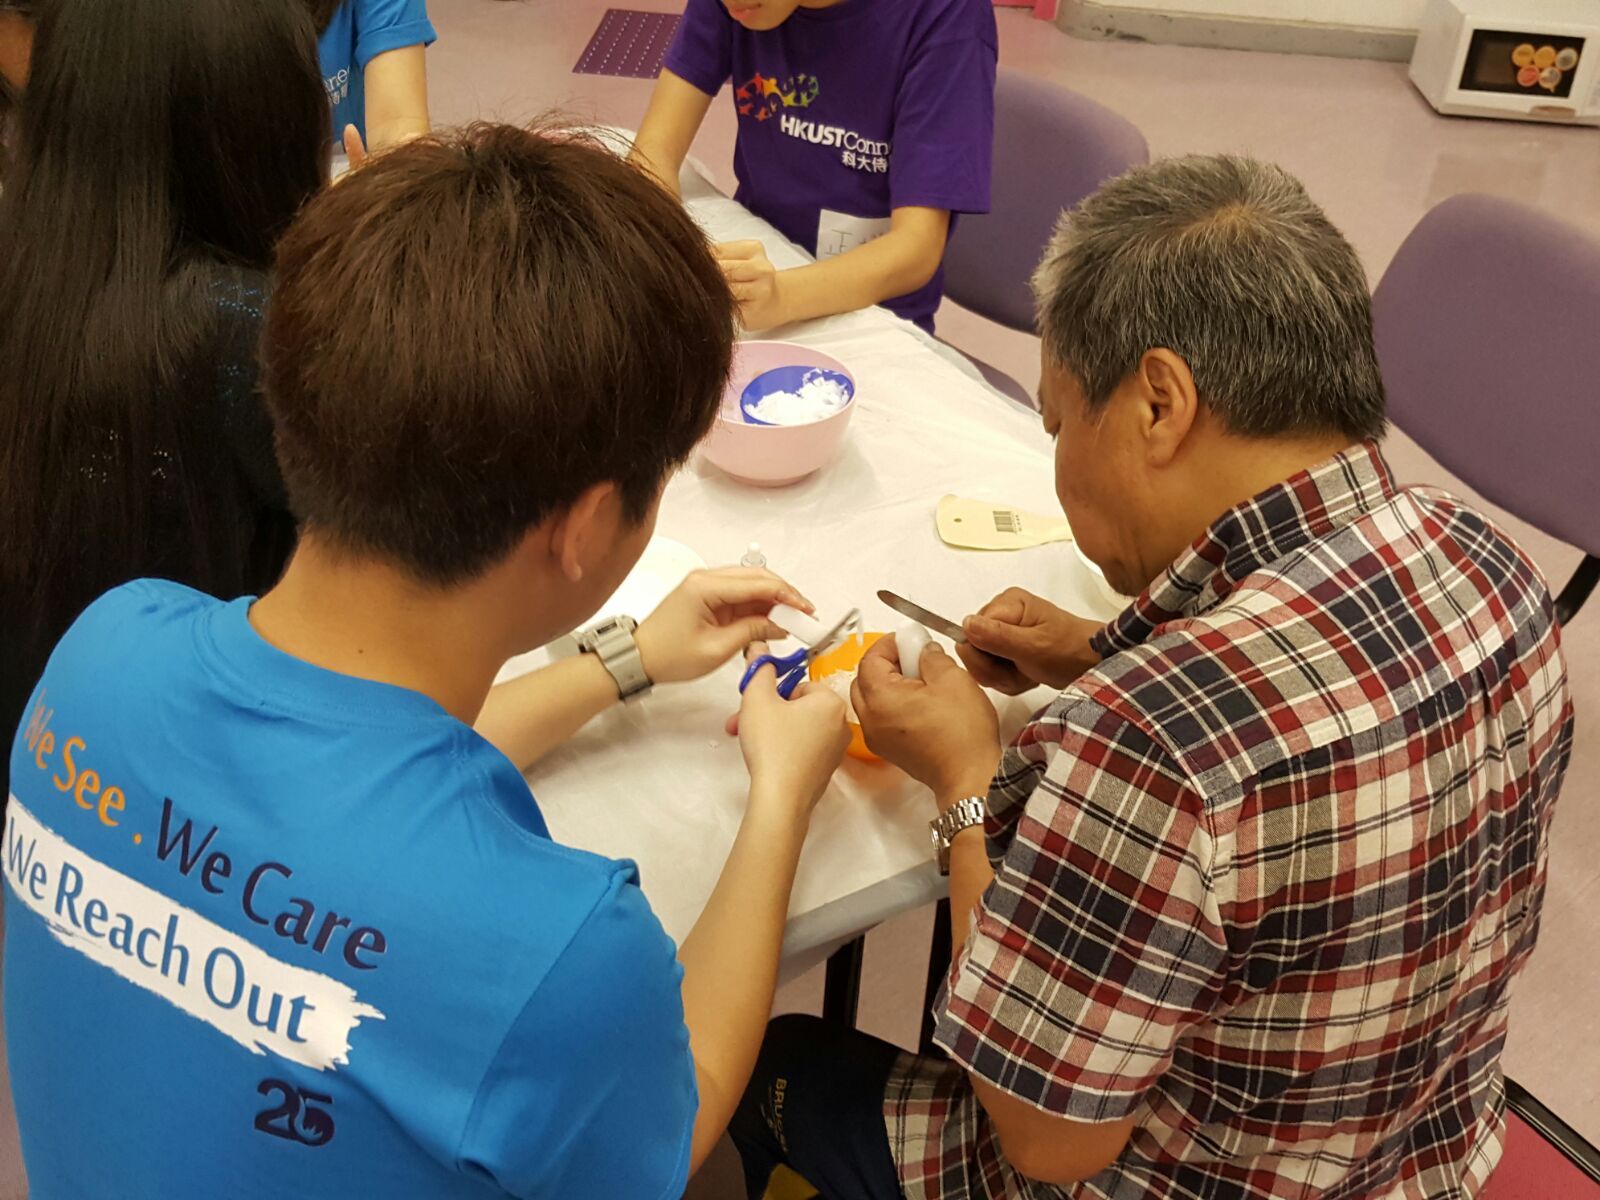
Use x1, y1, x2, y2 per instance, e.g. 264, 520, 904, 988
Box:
936, 495, 1073, 551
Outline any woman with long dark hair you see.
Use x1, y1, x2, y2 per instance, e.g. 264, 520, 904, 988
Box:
0, 0, 329, 802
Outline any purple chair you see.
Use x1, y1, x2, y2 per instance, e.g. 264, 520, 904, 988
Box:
938, 69, 1149, 408
1371, 193, 1600, 622
1372, 194, 1600, 1191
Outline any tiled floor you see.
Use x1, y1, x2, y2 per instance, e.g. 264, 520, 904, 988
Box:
420, 5, 1600, 1194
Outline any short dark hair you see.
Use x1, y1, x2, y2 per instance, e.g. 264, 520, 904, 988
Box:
262, 122, 737, 586
1033, 154, 1386, 442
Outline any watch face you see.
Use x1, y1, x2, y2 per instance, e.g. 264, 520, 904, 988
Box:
585, 615, 636, 643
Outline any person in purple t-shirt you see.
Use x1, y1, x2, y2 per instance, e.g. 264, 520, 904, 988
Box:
632, 0, 997, 334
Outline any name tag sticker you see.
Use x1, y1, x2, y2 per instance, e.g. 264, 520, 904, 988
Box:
816, 209, 892, 261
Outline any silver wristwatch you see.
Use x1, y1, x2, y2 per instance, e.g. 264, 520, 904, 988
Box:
930, 796, 987, 875
575, 615, 652, 702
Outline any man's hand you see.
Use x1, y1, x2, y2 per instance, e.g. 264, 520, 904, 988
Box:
853, 638, 1002, 806
738, 647, 850, 818
716, 240, 786, 331
960, 588, 1103, 695
636, 568, 810, 685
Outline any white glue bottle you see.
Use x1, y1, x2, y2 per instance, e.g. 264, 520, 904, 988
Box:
740, 542, 767, 568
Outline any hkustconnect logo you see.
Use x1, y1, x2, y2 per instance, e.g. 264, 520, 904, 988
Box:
735, 72, 819, 120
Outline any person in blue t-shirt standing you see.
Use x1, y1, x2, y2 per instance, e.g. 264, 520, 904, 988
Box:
307, 0, 432, 153
5, 124, 850, 1198
632, 0, 997, 334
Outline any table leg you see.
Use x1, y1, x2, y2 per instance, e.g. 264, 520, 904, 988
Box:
822, 935, 866, 1027
919, 899, 952, 1056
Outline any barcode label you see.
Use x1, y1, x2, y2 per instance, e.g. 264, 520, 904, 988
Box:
993, 511, 1022, 534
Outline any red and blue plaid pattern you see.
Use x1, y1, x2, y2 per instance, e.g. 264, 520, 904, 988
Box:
887, 443, 1573, 1199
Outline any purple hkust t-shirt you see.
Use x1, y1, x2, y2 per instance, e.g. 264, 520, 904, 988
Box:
663, 0, 997, 332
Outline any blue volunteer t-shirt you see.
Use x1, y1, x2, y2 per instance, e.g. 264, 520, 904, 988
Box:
319, 0, 436, 143
663, 0, 997, 332
4, 581, 696, 1199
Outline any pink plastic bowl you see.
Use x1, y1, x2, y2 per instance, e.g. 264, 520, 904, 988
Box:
700, 341, 857, 487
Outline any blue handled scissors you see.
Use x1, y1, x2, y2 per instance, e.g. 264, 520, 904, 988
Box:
739, 608, 861, 700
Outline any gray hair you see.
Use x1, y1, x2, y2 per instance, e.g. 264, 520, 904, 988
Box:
1032, 154, 1386, 441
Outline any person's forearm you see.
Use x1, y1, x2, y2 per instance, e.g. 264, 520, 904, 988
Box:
630, 69, 712, 199
365, 117, 429, 154
363, 44, 429, 154
768, 225, 943, 327
628, 135, 684, 200
938, 779, 1133, 1185
472, 653, 618, 770
677, 794, 807, 1173
947, 825, 993, 955
933, 757, 1002, 957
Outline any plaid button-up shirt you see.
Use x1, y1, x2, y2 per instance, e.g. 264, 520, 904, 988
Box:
887, 443, 1572, 1200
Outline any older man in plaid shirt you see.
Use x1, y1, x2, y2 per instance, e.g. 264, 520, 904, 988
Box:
728, 155, 1573, 1200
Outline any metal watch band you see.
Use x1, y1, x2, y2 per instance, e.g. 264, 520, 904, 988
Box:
930, 796, 987, 875
577, 615, 652, 702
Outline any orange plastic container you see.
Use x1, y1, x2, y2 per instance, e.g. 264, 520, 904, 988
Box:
808, 631, 885, 763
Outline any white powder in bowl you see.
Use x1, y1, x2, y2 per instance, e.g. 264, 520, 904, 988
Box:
746, 370, 852, 426
816, 669, 859, 723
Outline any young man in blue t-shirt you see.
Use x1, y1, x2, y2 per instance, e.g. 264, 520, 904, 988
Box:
632, 0, 997, 334
5, 124, 849, 1198
310, 0, 433, 152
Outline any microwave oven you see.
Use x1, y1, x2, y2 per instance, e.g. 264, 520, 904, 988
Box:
1410, 0, 1600, 126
